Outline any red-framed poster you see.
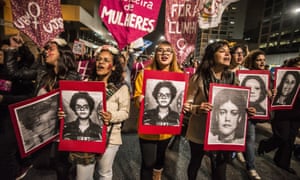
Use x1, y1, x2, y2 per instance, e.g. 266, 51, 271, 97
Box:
237, 70, 270, 120
271, 67, 300, 110
9, 90, 60, 158
138, 70, 189, 134
204, 84, 250, 152
58, 80, 107, 153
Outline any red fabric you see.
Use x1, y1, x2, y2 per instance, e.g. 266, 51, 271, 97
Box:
164, 0, 198, 65
98, 0, 163, 49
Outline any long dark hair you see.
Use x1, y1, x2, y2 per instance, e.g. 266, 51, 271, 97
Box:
42, 42, 77, 91
273, 71, 300, 105
195, 40, 232, 80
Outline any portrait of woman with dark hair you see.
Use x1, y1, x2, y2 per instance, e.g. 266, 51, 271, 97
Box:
143, 81, 180, 126
209, 88, 247, 144
241, 75, 267, 115
273, 70, 300, 106
63, 92, 102, 141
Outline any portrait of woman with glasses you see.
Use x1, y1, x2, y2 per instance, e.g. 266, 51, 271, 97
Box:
63, 92, 102, 141
143, 81, 180, 126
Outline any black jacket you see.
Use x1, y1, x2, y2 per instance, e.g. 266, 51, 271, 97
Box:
4, 48, 81, 96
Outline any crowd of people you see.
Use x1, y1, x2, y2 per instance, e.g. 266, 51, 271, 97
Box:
0, 33, 300, 180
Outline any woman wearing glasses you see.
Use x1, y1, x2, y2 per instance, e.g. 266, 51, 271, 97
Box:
143, 81, 179, 126
134, 40, 182, 180
229, 44, 248, 72
63, 92, 102, 141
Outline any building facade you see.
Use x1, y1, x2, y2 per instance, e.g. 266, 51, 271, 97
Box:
194, 0, 248, 61
258, 0, 300, 54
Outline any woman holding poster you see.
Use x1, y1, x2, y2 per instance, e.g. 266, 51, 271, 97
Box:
241, 49, 271, 179
134, 40, 182, 180
62, 45, 130, 180
5, 37, 81, 179
183, 41, 256, 180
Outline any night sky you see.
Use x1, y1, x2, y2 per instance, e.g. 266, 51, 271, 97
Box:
143, 0, 264, 54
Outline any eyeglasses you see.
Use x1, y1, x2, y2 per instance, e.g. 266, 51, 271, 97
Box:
75, 104, 89, 111
156, 48, 173, 55
157, 93, 171, 99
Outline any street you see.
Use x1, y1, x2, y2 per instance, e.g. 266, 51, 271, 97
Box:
113, 128, 300, 180
23, 102, 300, 180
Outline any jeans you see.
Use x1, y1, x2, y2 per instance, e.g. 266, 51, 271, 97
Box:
187, 141, 205, 180
77, 164, 94, 180
0, 114, 20, 180
244, 120, 256, 170
139, 138, 171, 180
76, 144, 119, 180
96, 144, 120, 180
188, 141, 229, 180
264, 110, 300, 168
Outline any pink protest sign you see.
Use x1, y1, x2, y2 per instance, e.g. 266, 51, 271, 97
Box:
99, 0, 162, 50
10, 0, 64, 48
165, 0, 198, 65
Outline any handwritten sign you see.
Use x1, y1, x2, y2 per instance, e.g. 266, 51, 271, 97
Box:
165, 0, 199, 64
10, 0, 64, 48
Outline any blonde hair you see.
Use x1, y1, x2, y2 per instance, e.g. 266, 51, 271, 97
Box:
148, 41, 182, 72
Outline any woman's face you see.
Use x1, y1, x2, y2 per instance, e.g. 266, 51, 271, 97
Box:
75, 98, 90, 119
281, 74, 297, 96
245, 79, 261, 103
45, 43, 59, 66
254, 54, 266, 70
157, 87, 172, 107
155, 44, 174, 70
214, 45, 231, 68
232, 47, 245, 66
217, 100, 240, 137
95, 51, 115, 77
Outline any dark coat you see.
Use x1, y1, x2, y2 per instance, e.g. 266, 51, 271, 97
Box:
63, 119, 102, 141
143, 107, 180, 126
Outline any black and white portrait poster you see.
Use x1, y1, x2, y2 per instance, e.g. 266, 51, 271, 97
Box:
204, 84, 250, 152
138, 70, 189, 135
237, 70, 270, 120
72, 40, 85, 55
58, 80, 107, 153
271, 67, 300, 110
9, 90, 59, 158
